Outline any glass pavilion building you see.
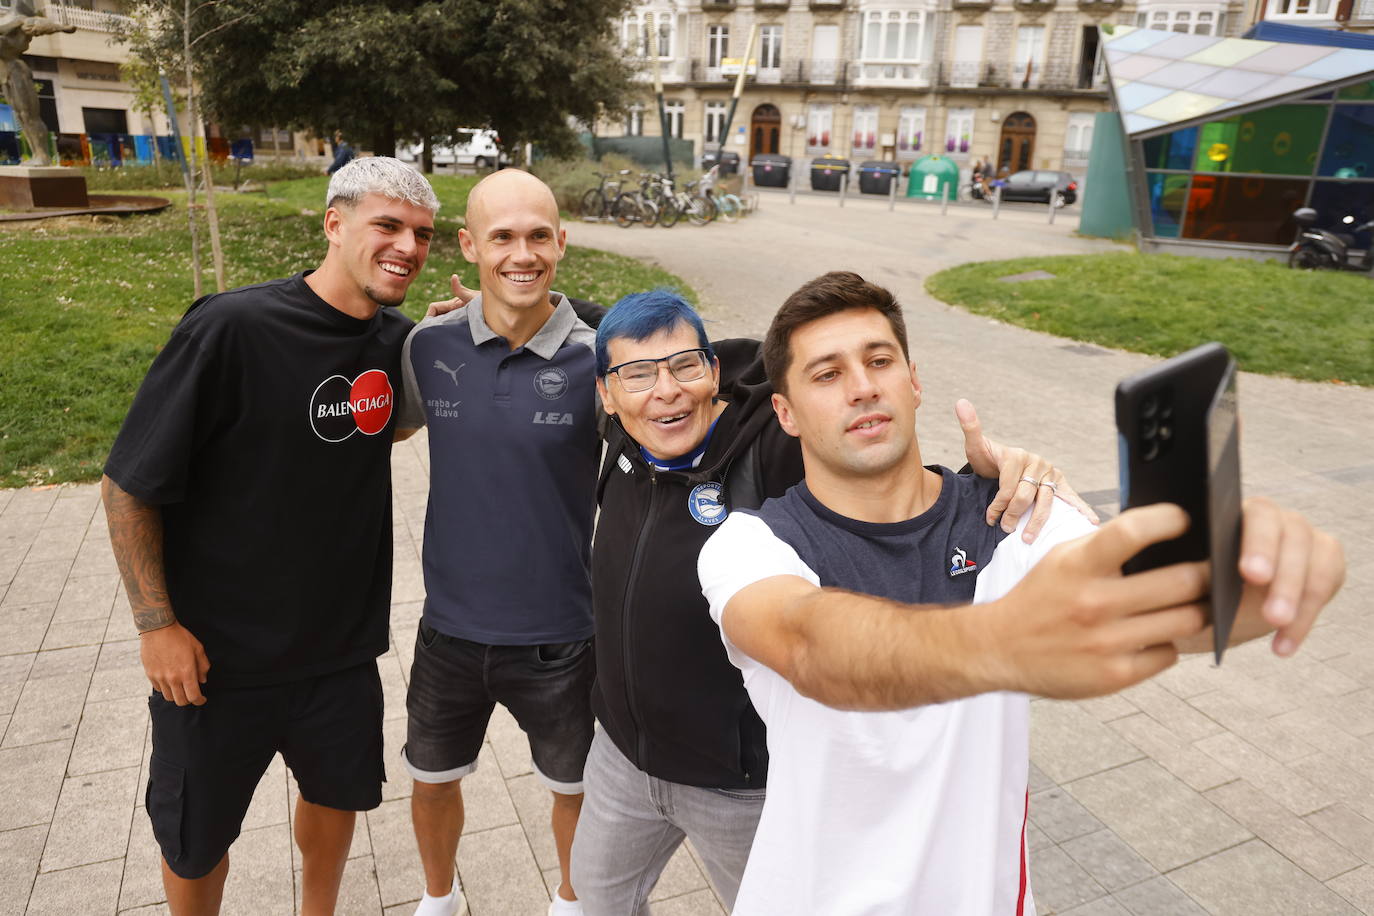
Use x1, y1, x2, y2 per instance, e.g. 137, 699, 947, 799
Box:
1100, 26, 1374, 254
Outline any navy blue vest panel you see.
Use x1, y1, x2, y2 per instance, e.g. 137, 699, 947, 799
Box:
748, 467, 1011, 607
402, 295, 599, 644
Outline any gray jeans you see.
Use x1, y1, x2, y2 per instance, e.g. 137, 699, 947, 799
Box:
570, 728, 766, 915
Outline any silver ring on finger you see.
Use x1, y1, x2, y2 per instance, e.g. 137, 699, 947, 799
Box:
1038, 480, 1059, 494
1019, 475, 1041, 487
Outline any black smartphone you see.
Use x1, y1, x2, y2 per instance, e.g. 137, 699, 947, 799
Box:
1115, 342, 1243, 663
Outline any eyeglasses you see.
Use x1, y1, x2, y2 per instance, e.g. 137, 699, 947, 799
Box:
606, 348, 710, 393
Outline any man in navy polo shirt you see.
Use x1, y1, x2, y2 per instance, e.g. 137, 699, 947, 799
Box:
397, 170, 596, 916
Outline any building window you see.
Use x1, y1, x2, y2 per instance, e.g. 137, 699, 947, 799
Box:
759, 24, 783, 80
859, 9, 932, 81
1267, 0, 1333, 14
33, 77, 58, 133
665, 100, 685, 139
707, 25, 729, 68
1138, 8, 1223, 33
950, 25, 983, 89
622, 8, 676, 58
704, 101, 727, 143
622, 11, 643, 54
811, 24, 840, 83
944, 107, 974, 156
1014, 26, 1045, 88
82, 107, 129, 135
897, 106, 926, 159
852, 105, 878, 155
806, 103, 833, 154
1064, 112, 1095, 162
626, 104, 644, 137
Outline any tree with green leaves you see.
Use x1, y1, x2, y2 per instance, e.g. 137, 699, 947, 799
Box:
117, 34, 171, 181
166, 0, 636, 162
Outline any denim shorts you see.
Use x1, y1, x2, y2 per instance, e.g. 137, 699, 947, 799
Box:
145, 662, 385, 879
403, 621, 595, 794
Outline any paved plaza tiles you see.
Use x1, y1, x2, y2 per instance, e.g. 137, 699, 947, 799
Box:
2, 193, 1372, 913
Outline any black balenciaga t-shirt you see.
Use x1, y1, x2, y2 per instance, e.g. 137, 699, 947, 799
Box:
106, 272, 412, 688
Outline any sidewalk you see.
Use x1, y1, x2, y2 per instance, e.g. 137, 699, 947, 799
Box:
2, 194, 1372, 914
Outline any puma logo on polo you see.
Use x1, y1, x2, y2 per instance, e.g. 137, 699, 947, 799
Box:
433, 360, 465, 387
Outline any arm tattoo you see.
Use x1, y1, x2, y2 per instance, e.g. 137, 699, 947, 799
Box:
101, 476, 176, 633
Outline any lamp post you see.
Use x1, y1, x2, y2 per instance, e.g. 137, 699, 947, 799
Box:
646, 13, 675, 184
715, 25, 758, 174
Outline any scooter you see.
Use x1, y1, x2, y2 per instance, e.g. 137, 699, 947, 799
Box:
970, 176, 1007, 204
1289, 207, 1374, 272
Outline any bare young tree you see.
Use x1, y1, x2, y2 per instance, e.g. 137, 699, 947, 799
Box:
120, 0, 248, 295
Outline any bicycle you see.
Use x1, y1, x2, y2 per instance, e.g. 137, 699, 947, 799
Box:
579, 170, 630, 222
645, 173, 686, 228
663, 175, 711, 226
612, 173, 660, 228
699, 165, 744, 223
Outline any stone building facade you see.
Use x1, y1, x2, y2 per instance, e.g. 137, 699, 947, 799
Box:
597, 0, 1248, 176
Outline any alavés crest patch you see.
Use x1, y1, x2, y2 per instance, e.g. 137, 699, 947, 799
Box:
688, 482, 728, 526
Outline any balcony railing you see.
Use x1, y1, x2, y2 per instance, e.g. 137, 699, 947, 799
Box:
702, 0, 737, 9
690, 57, 948, 88
952, 0, 994, 8
756, 0, 791, 7
1078, 0, 1123, 9
689, 58, 855, 88
47, 5, 134, 34
628, 56, 690, 83
809, 0, 846, 9
852, 59, 934, 86
946, 60, 982, 88
936, 61, 1104, 92
1013, 0, 1056, 9
1353, 0, 1374, 18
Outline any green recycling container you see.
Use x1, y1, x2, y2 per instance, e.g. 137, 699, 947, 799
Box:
906, 154, 961, 200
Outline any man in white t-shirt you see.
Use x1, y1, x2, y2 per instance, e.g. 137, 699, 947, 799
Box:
698, 271, 1346, 915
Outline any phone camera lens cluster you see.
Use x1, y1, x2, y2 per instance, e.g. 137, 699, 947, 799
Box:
1139, 391, 1174, 462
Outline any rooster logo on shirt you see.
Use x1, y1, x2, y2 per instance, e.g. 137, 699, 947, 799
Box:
949, 548, 978, 577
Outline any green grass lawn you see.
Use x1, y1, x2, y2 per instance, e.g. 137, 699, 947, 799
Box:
926, 252, 1374, 387
263, 174, 480, 217
0, 188, 692, 488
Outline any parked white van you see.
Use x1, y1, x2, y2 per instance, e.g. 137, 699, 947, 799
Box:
397, 128, 506, 170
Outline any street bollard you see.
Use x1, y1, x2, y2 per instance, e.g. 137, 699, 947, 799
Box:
790, 162, 797, 205
889, 171, 897, 212
941, 182, 950, 216
1048, 196, 1057, 225
992, 184, 1002, 220
839, 172, 848, 207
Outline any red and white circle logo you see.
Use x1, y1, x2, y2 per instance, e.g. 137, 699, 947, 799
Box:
309, 369, 394, 442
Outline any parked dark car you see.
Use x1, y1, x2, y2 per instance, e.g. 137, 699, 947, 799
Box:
999, 170, 1078, 206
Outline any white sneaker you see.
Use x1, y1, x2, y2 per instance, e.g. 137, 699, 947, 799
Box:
414, 879, 467, 916
548, 886, 583, 915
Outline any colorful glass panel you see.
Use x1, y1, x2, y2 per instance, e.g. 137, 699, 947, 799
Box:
1319, 105, 1374, 178
1180, 176, 1311, 245
1147, 173, 1190, 238
1191, 105, 1324, 176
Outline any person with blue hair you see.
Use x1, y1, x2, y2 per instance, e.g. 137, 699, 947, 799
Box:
569, 286, 1094, 912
